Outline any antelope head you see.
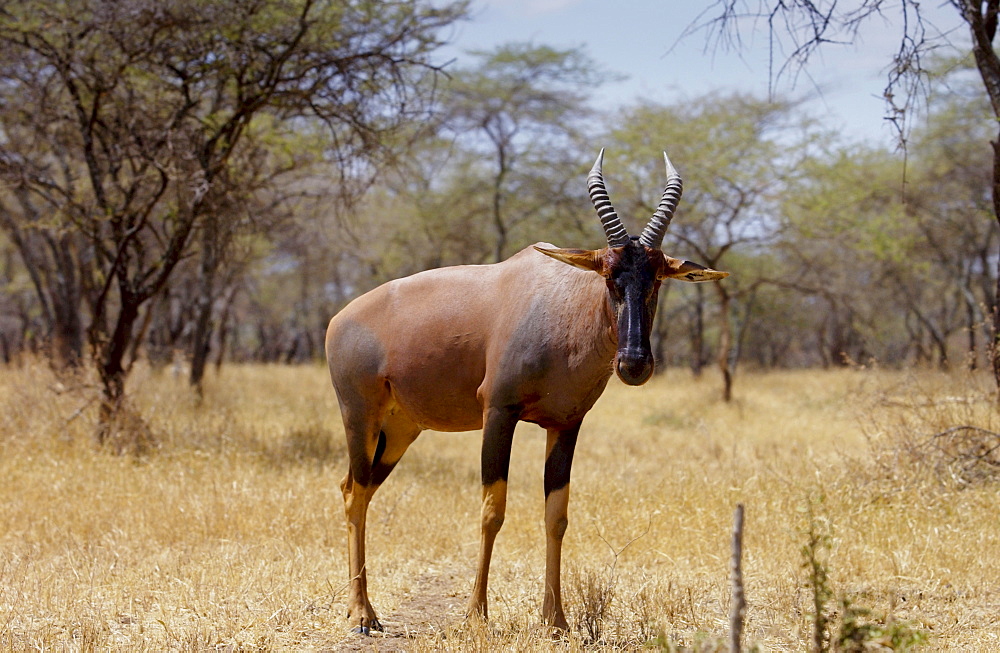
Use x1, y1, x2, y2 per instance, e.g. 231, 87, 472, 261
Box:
536, 149, 728, 386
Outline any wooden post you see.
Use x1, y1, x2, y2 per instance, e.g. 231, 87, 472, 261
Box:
729, 503, 746, 653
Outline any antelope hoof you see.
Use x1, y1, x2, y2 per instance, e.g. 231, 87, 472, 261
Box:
349, 617, 383, 635
347, 603, 382, 635
544, 611, 568, 631
465, 600, 488, 623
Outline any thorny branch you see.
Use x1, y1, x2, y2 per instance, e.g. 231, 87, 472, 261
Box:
921, 424, 1000, 485
682, 1, 943, 145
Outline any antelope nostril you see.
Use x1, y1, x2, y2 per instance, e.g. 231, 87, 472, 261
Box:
615, 352, 654, 386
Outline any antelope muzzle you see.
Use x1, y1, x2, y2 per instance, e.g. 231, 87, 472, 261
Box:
615, 348, 654, 386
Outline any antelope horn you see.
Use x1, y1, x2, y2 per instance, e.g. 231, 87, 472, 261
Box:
638, 151, 683, 250
588, 148, 630, 247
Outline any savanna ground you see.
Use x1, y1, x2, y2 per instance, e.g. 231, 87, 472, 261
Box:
1, 360, 999, 651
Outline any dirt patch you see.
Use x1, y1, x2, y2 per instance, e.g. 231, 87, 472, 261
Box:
330, 567, 467, 651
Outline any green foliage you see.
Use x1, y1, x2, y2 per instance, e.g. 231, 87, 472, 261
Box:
448, 42, 615, 142
801, 500, 834, 652
604, 94, 802, 240
837, 597, 928, 652
800, 499, 929, 652
368, 42, 613, 264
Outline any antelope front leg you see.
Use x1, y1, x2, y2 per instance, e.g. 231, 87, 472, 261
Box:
542, 423, 580, 630
467, 405, 518, 620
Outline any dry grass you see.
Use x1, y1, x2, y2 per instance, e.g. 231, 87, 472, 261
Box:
1, 360, 999, 650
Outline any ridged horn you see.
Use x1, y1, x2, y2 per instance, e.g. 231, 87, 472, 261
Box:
588, 148, 630, 247
638, 151, 683, 250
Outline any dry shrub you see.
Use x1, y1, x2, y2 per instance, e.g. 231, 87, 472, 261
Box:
915, 425, 1000, 486
97, 402, 159, 456
628, 581, 665, 644
862, 370, 1000, 488
571, 563, 616, 643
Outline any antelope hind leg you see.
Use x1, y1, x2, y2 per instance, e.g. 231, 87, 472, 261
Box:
341, 409, 421, 634
341, 468, 381, 633
338, 392, 390, 633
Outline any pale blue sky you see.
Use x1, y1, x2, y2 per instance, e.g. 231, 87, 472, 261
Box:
440, 0, 967, 147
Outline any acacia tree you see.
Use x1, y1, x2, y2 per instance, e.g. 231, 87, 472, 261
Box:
689, 0, 1000, 387
186, 122, 330, 394
778, 146, 917, 366
0, 0, 466, 441
906, 76, 998, 367
442, 43, 611, 262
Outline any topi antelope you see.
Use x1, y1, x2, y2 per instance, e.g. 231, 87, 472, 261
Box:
325, 149, 727, 633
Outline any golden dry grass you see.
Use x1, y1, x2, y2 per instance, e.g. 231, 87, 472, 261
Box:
1, 360, 999, 651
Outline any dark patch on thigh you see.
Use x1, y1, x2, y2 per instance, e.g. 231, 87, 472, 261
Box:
371, 460, 397, 487
372, 429, 387, 468
370, 430, 395, 486
328, 318, 388, 403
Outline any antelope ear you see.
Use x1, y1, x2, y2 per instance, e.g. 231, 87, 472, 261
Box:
659, 256, 729, 282
534, 246, 606, 275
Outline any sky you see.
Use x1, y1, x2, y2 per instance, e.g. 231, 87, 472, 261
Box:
439, 0, 968, 147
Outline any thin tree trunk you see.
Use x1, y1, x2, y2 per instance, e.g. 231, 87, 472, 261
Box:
964, 286, 979, 370
50, 291, 84, 368
127, 299, 155, 371
959, 0, 1000, 390
691, 283, 706, 377
992, 137, 1000, 386
918, 315, 950, 370
94, 292, 141, 445
214, 285, 238, 374
491, 142, 509, 263
716, 282, 733, 402
190, 223, 218, 396
49, 233, 84, 367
